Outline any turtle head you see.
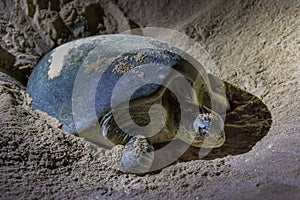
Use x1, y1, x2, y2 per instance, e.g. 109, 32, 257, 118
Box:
178, 105, 225, 148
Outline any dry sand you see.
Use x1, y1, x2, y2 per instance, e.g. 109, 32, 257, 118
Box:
0, 0, 299, 199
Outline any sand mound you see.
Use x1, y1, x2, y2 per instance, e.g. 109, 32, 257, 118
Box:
0, 0, 299, 199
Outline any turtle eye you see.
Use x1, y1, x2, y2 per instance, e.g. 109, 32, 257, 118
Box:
195, 124, 210, 137
198, 126, 209, 137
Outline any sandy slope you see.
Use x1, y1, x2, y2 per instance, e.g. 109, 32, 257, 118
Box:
0, 0, 299, 199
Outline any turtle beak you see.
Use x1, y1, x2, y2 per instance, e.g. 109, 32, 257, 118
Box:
201, 130, 225, 148
192, 130, 225, 148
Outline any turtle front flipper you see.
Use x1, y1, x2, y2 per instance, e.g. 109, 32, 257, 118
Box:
101, 112, 154, 174
121, 135, 154, 174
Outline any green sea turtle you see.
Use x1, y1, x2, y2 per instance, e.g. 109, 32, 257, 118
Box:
27, 34, 229, 173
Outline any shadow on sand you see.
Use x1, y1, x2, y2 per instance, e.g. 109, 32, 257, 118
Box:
178, 75, 272, 161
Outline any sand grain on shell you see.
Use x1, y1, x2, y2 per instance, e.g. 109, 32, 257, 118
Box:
47, 37, 99, 79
